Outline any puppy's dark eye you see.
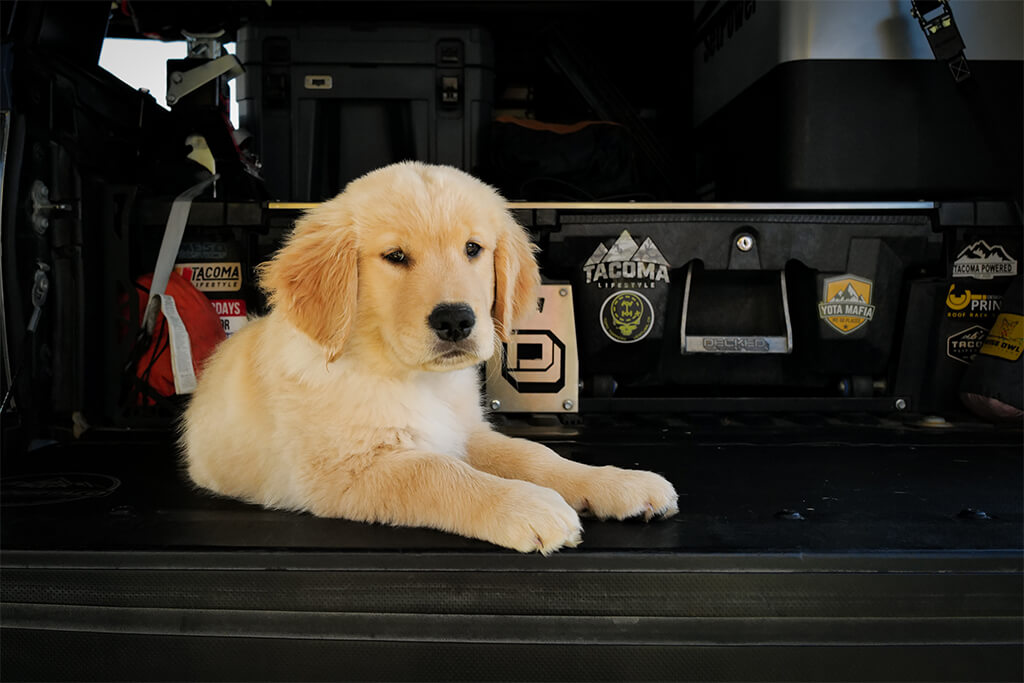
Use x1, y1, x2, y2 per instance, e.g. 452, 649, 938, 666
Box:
383, 249, 407, 265
465, 242, 482, 259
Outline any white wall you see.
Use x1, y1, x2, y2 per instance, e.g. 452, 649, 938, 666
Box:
99, 38, 240, 128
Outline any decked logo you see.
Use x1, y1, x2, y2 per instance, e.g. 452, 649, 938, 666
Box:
500, 329, 566, 393
817, 275, 876, 334
953, 240, 1017, 280
583, 230, 670, 289
946, 325, 988, 365
600, 291, 654, 343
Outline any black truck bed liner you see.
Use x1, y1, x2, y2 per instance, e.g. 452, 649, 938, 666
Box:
3, 419, 1021, 681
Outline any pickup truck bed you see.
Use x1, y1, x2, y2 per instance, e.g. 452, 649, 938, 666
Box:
3, 416, 1021, 681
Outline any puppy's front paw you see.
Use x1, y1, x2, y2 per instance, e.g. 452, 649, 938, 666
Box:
575, 467, 678, 521
489, 481, 582, 555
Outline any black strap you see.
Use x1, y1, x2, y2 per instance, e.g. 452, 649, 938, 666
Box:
911, 0, 971, 83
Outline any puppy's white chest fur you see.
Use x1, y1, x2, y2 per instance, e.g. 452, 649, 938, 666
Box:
316, 358, 480, 460
398, 369, 477, 458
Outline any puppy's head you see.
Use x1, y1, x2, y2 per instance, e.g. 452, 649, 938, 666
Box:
260, 162, 539, 371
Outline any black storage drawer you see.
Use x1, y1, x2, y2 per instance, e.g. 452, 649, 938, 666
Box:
544, 209, 938, 391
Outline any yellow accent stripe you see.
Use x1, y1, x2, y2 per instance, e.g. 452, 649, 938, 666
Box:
267, 201, 936, 212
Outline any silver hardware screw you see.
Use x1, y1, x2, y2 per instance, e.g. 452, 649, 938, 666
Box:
736, 234, 754, 252
562, 399, 574, 411
489, 399, 501, 411
894, 398, 907, 411
171, 72, 184, 84
559, 288, 569, 297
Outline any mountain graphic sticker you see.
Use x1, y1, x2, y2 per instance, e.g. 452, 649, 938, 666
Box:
818, 275, 876, 334
604, 231, 640, 262
953, 240, 1017, 280
582, 230, 671, 285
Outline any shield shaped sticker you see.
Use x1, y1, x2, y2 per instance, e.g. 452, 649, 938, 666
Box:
818, 275, 876, 334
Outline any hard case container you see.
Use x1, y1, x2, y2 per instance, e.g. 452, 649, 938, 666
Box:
236, 23, 495, 202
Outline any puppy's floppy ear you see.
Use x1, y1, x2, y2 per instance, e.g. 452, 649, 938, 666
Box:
493, 212, 541, 343
259, 203, 358, 362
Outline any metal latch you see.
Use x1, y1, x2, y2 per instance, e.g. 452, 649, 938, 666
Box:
167, 54, 245, 106
30, 181, 73, 234
441, 76, 460, 105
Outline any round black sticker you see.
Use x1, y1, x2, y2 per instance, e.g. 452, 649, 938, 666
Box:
600, 291, 654, 343
1, 473, 121, 507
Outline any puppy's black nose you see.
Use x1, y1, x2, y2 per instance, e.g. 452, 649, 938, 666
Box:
429, 303, 476, 342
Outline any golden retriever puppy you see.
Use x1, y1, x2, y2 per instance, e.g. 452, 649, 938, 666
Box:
181, 162, 677, 553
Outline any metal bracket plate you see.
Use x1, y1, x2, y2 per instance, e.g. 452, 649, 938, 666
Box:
485, 284, 580, 413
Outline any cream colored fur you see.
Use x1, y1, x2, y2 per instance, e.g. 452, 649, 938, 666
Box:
181, 162, 677, 554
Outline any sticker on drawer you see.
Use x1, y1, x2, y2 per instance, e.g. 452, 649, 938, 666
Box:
818, 275, 875, 334
583, 230, 671, 289
211, 299, 249, 336
979, 313, 1023, 362
600, 290, 655, 343
175, 262, 243, 292
953, 240, 1017, 280
945, 284, 1002, 319
946, 325, 988, 364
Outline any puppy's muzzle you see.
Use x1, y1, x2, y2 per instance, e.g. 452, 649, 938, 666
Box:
428, 303, 476, 342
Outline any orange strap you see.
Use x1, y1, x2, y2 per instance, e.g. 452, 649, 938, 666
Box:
495, 115, 620, 135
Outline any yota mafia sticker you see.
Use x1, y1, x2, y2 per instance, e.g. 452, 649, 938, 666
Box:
953, 240, 1017, 280
583, 230, 670, 289
946, 325, 988, 364
818, 275, 876, 334
979, 313, 1024, 362
600, 291, 654, 343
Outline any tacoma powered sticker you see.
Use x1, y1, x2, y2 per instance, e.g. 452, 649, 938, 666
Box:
953, 240, 1018, 280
